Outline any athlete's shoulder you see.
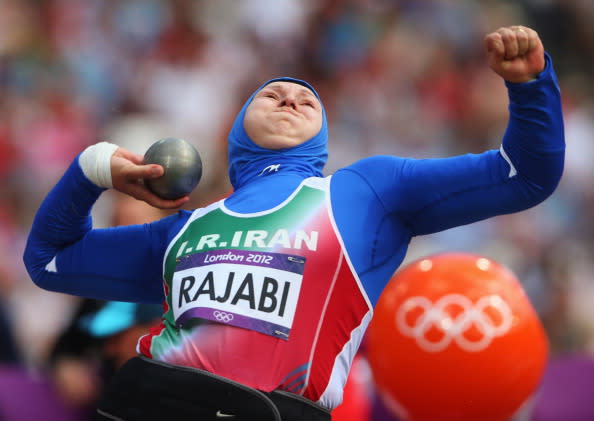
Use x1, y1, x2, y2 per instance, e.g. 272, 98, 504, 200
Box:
329, 155, 411, 205
150, 208, 194, 237
334, 155, 407, 182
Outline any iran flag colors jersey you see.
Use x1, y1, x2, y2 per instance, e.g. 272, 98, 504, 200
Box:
138, 177, 373, 409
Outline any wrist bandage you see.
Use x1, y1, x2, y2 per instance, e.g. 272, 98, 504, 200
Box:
79, 142, 119, 188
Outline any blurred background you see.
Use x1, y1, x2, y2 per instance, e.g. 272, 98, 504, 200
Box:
0, 0, 592, 420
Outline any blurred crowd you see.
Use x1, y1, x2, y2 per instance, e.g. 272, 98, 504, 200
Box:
0, 0, 592, 419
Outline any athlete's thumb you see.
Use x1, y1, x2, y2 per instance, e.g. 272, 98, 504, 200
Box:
129, 164, 164, 180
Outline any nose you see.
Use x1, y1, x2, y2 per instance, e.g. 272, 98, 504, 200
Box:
279, 93, 297, 109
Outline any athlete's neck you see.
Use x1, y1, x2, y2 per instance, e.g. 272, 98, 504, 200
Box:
224, 173, 309, 213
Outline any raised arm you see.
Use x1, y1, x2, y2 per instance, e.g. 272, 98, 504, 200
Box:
331, 26, 564, 304
339, 26, 563, 231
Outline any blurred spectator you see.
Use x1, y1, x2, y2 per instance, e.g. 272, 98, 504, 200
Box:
46, 299, 162, 420
46, 298, 105, 415
0, 203, 23, 364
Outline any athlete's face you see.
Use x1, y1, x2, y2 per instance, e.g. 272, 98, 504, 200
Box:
243, 82, 323, 150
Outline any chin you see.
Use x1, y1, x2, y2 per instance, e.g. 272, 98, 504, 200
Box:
255, 134, 304, 150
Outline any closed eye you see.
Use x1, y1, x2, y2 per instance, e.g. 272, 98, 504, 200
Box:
261, 92, 278, 100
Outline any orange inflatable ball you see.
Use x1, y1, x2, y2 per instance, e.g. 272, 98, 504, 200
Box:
367, 253, 548, 421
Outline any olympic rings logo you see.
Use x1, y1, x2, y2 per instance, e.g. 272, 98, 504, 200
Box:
213, 310, 234, 323
395, 294, 513, 353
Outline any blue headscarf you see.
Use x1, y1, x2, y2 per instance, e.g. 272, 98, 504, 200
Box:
227, 77, 328, 190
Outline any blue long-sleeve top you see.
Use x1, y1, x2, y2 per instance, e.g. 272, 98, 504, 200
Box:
23, 55, 564, 308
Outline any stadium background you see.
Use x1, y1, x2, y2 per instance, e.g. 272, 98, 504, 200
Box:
0, 0, 592, 419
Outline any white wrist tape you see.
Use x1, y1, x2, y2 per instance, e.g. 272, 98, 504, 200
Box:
79, 142, 119, 188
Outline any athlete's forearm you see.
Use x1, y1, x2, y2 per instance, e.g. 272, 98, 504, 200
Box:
24, 156, 102, 268
500, 52, 565, 201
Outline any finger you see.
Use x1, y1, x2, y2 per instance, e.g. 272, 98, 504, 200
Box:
125, 163, 164, 181
514, 26, 530, 56
113, 147, 145, 165
523, 26, 541, 52
484, 32, 505, 60
498, 27, 519, 59
127, 153, 146, 165
124, 182, 189, 209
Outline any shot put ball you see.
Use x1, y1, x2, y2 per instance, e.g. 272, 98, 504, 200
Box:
143, 137, 202, 200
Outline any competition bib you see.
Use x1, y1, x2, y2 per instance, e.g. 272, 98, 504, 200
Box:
172, 249, 306, 340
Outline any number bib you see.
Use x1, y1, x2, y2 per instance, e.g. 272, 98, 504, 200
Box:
172, 249, 306, 340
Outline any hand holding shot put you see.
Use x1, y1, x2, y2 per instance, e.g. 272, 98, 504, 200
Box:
24, 26, 564, 421
108, 146, 186, 209
109, 137, 202, 209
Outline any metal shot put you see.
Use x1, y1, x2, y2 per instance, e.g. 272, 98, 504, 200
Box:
143, 137, 202, 200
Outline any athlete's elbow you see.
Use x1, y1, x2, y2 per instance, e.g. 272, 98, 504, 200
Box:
23, 261, 49, 291
23, 249, 55, 292
28, 272, 50, 291
538, 164, 564, 201
520, 175, 562, 209
521, 155, 564, 203
543, 176, 563, 201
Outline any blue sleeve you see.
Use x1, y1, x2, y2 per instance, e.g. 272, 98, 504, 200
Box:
23, 157, 189, 303
331, 53, 565, 306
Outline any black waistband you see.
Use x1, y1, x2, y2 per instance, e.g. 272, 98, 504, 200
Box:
95, 356, 332, 421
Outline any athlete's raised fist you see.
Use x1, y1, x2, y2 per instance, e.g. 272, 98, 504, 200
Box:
484, 25, 545, 83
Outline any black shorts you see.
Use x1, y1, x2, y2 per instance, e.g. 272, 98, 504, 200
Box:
95, 356, 332, 421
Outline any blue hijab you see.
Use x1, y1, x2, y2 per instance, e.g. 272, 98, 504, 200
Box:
227, 77, 328, 190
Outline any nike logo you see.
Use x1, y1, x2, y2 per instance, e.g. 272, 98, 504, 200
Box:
216, 410, 236, 418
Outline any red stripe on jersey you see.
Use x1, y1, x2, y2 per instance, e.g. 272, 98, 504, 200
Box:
304, 257, 371, 401
138, 320, 166, 359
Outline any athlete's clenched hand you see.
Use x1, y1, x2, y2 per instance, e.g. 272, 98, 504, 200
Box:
110, 147, 189, 209
484, 25, 545, 83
